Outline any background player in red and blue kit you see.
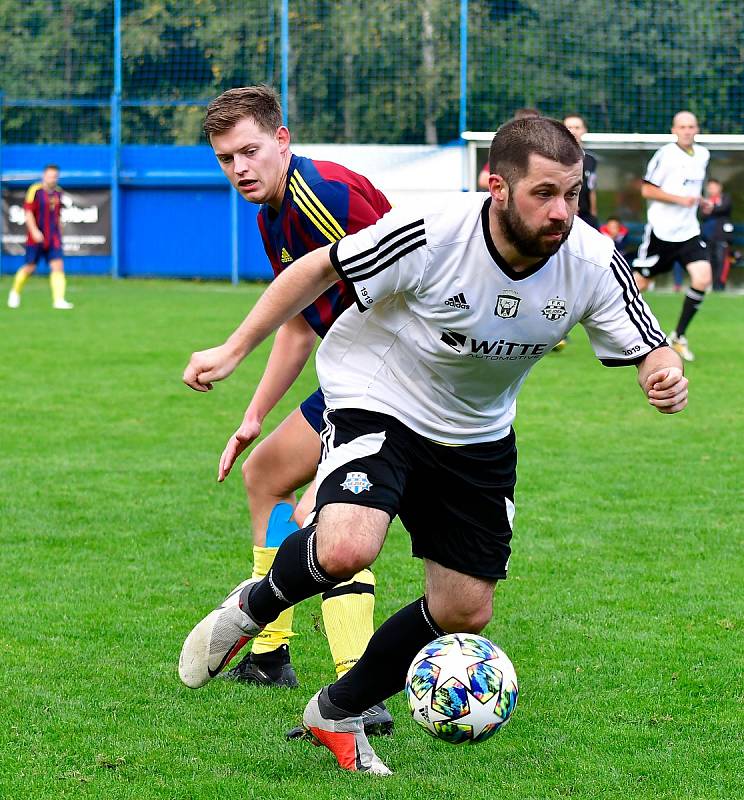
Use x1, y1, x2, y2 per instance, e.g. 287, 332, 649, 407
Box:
7, 164, 73, 310
184, 86, 393, 734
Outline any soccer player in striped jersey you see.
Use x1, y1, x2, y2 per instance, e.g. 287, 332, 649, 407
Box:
187, 86, 393, 734
181, 117, 688, 775
7, 164, 73, 310
632, 111, 711, 362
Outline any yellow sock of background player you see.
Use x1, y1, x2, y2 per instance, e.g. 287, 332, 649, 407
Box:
250, 544, 296, 655
50, 271, 66, 304
321, 568, 376, 678
12, 268, 31, 296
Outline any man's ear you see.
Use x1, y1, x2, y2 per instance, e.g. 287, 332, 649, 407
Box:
276, 125, 291, 152
489, 174, 509, 204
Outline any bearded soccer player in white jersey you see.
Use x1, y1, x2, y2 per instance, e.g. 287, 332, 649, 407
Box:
180, 117, 688, 776
633, 111, 712, 362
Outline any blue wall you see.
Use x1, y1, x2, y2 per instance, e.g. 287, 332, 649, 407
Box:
0, 144, 272, 280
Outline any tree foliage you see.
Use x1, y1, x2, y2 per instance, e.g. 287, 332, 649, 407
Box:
0, 0, 741, 144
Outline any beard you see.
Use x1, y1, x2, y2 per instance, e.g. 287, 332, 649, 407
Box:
496, 200, 572, 259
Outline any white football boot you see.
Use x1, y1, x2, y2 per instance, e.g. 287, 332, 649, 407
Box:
302, 688, 392, 776
53, 299, 74, 310
667, 331, 695, 362
7, 290, 21, 309
179, 578, 263, 688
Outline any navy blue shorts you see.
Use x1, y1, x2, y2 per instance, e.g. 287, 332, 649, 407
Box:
299, 387, 326, 433
25, 244, 63, 264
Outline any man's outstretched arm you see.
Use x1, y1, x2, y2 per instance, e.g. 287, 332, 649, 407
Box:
183, 244, 336, 392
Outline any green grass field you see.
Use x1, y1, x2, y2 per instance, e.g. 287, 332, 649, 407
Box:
1, 276, 742, 800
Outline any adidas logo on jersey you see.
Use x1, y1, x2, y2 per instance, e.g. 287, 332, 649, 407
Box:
445, 292, 470, 309
281, 248, 293, 264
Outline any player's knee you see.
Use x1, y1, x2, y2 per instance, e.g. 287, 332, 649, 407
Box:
429, 598, 493, 634
241, 447, 275, 497
315, 537, 375, 580
241, 454, 254, 490
688, 261, 712, 291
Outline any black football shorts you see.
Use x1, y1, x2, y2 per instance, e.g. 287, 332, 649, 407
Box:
314, 408, 517, 580
633, 230, 709, 278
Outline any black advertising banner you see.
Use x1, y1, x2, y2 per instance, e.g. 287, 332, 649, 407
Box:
2, 188, 111, 256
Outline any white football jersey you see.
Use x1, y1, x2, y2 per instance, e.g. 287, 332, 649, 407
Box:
318, 193, 666, 444
643, 142, 709, 241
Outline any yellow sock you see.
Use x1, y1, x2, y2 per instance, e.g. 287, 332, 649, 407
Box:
50, 271, 66, 303
12, 268, 31, 295
250, 545, 296, 656
321, 569, 375, 678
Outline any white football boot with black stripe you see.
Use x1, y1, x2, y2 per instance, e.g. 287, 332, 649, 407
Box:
302, 688, 392, 776
179, 579, 263, 688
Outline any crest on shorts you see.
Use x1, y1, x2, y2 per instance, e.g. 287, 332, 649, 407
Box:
495, 294, 521, 319
541, 296, 568, 321
340, 471, 373, 494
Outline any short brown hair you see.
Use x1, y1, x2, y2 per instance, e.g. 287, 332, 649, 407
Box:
203, 85, 283, 142
512, 107, 541, 120
489, 117, 583, 186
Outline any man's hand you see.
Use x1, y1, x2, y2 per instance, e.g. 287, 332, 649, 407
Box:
32, 229, 44, 244
644, 367, 688, 414
679, 195, 699, 208
183, 343, 242, 392
218, 415, 262, 482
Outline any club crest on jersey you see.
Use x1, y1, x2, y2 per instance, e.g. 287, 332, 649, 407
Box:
541, 297, 568, 321
495, 294, 521, 319
340, 472, 373, 494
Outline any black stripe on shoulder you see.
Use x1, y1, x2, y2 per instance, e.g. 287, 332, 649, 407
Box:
337, 219, 425, 269
609, 251, 666, 348
344, 227, 426, 279
329, 241, 367, 313
347, 237, 427, 283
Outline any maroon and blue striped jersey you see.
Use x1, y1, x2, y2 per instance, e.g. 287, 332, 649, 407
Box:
257, 154, 391, 337
24, 183, 63, 249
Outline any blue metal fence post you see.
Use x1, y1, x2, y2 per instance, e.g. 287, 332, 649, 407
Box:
459, 0, 469, 191
281, 0, 289, 124
459, 0, 468, 136
110, 0, 122, 279
0, 90, 4, 277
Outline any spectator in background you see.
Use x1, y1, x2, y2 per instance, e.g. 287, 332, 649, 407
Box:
477, 108, 541, 189
7, 164, 73, 310
632, 111, 711, 363
599, 216, 629, 254
563, 114, 598, 229
700, 178, 733, 291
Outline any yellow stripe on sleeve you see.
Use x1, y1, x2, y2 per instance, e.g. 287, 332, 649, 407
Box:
289, 177, 340, 244
290, 172, 347, 240
25, 183, 42, 204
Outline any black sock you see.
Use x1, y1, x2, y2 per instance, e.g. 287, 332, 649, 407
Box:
327, 597, 445, 714
675, 287, 705, 337
250, 644, 289, 666
240, 525, 341, 625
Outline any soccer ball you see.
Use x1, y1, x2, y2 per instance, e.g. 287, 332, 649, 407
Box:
405, 633, 518, 744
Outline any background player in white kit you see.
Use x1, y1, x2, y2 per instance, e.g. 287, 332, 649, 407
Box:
633, 111, 712, 362
180, 117, 688, 776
